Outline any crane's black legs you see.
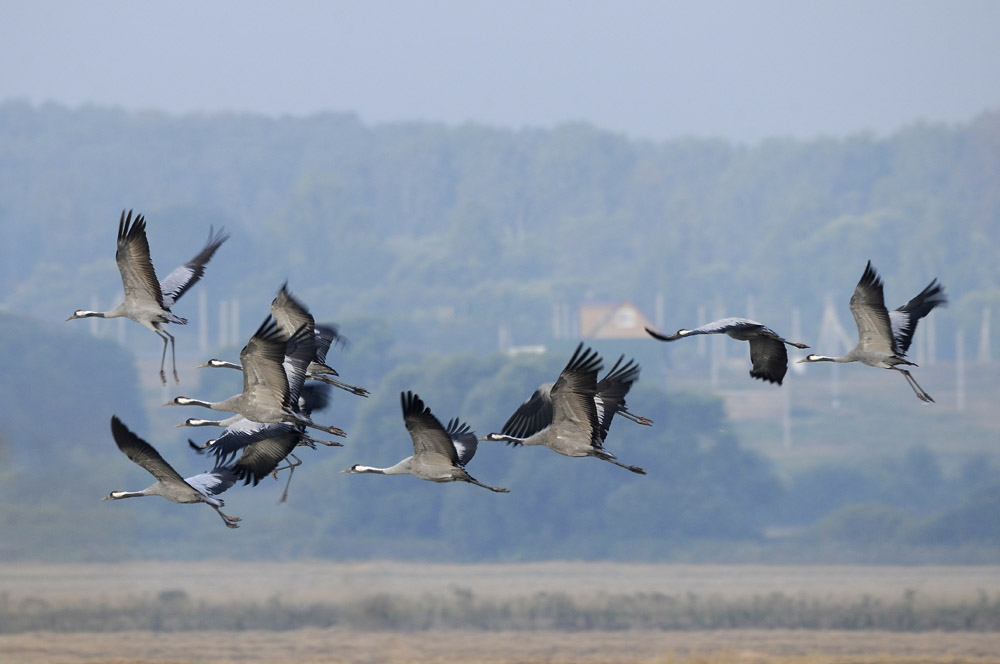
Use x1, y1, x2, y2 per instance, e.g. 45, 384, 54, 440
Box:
155, 329, 179, 384
313, 373, 370, 397
593, 449, 646, 474
210, 504, 241, 528
607, 459, 646, 474
299, 418, 347, 437
300, 433, 343, 447
465, 474, 510, 493
898, 368, 934, 403
271, 453, 303, 504
156, 330, 169, 385
619, 407, 653, 426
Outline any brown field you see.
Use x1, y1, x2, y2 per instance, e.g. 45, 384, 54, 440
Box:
2, 562, 999, 663
3, 628, 1000, 664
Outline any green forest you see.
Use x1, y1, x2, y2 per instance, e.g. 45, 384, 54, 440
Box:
0, 102, 998, 562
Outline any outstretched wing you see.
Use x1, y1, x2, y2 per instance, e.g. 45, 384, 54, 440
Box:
594, 355, 640, 440
849, 261, 896, 355
549, 343, 603, 447
889, 278, 947, 356
195, 419, 297, 463
229, 432, 300, 487
499, 383, 554, 442
270, 283, 314, 338
747, 336, 789, 385
160, 225, 229, 307
184, 466, 237, 498
401, 391, 459, 466
115, 210, 165, 310
445, 417, 479, 467
240, 316, 294, 412
313, 323, 348, 371
110, 415, 187, 486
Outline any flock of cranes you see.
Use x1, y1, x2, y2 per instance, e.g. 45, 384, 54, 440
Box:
70, 211, 947, 529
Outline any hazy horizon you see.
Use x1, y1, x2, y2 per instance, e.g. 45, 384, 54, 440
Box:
3, 0, 999, 143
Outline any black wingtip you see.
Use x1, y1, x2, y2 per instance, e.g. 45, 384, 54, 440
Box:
858, 260, 883, 290
400, 390, 429, 418
252, 315, 284, 343
118, 209, 145, 237
109, 415, 139, 450
565, 342, 602, 374
749, 370, 783, 386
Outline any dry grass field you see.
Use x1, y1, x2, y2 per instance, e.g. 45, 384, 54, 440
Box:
3, 628, 1000, 664
2, 562, 999, 663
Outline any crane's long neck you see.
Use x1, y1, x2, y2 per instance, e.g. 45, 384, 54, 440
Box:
483, 433, 532, 446
352, 457, 413, 475
350, 465, 388, 474
72, 301, 129, 320
806, 354, 843, 363
798, 354, 853, 368
181, 416, 240, 427
206, 360, 242, 370
171, 396, 240, 413
176, 397, 218, 409
106, 488, 154, 500
68, 308, 125, 321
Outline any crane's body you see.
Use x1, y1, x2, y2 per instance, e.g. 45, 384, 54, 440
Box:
188, 383, 339, 502
103, 416, 240, 528
482, 343, 646, 474
798, 261, 946, 402
646, 317, 808, 385
342, 391, 508, 493
67, 210, 228, 384
197, 284, 369, 396
167, 316, 346, 437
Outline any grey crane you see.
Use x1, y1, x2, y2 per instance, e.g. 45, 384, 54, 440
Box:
481, 343, 646, 474
102, 415, 241, 528
198, 283, 369, 397
166, 316, 347, 437
798, 260, 946, 402
67, 209, 229, 384
189, 383, 339, 503
341, 391, 509, 493
646, 317, 809, 385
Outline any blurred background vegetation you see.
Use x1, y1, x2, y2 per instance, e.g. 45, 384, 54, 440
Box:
0, 101, 997, 562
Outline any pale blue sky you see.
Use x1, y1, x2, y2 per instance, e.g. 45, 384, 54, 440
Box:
1, 0, 998, 142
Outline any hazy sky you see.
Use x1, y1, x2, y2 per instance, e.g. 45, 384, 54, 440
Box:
2, 0, 999, 142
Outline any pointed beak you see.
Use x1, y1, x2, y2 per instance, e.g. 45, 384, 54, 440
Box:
100, 495, 111, 501
162, 401, 175, 407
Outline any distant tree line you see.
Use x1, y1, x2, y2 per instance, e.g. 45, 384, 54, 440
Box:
0, 102, 998, 562
0, 312, 997, 563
